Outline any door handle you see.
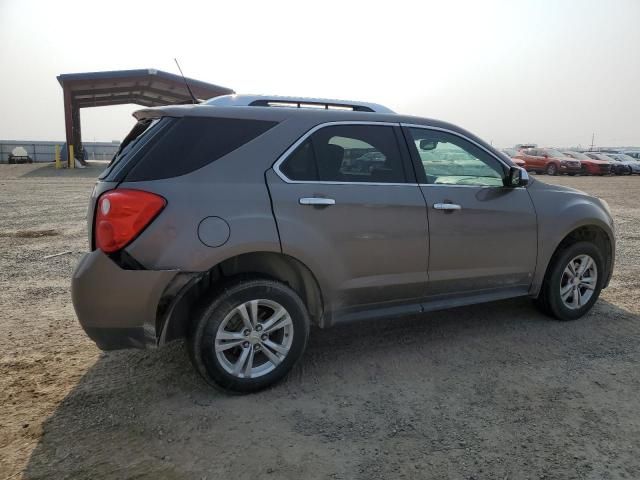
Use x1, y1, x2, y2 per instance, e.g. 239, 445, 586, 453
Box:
433, 202, 462, 211
299, 197, 336, 206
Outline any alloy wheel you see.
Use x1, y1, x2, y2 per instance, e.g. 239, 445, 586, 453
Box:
214, 299, 294, 379
559, 254, 598, 310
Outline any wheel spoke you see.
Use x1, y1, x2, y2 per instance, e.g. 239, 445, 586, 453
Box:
249, 299, 259, 327
242, 345, 255, 378
566, 261, 577, 278
265, 316, 293, 336
215, 339, 244, 352
263, 339, 289, 356
233, 344, 252, 376
261, 343, 282, 366
580, 278, 596, 290
577, 256, 593, 278
262, 307, 290, 333
560, 283, 573, 300
573, 287, 581, 307
217, 330, 245, 341
235, 303, 253, 331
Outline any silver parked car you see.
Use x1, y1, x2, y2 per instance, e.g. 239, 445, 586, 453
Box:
585, 152, 633, 175
606, 153, 640, 174
72, 95, 615, 393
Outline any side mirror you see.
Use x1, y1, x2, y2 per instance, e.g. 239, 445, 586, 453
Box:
506, 166, 529, 187
419, 139, 438, 151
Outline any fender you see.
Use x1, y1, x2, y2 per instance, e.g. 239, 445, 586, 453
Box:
528, 183, 615, 296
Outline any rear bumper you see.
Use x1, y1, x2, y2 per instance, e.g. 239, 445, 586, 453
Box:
71, 250, 179, 350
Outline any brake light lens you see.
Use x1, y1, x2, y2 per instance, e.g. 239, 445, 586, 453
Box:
95, 189, 166, 253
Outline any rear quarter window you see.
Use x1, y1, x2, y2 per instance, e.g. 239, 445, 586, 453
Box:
124, 117, 278, 181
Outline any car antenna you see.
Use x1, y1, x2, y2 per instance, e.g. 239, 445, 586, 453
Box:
174, 58, 199, 104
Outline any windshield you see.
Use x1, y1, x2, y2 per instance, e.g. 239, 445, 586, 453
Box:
563, 151, 590, 160
543, 149, 566, 158
502, 148, 518, 156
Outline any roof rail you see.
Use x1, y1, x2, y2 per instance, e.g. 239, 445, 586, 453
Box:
204, 94, 395, 114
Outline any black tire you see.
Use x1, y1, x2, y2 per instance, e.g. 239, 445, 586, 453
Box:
546, 163, 558, 176
188, 278, 310, 394
535, 241, 605, 321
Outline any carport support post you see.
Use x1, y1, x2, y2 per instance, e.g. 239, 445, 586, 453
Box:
55, 145, 61, 169
62, 86, 79, 168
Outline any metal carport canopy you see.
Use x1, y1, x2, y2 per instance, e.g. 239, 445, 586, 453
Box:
56, 68, 235, 159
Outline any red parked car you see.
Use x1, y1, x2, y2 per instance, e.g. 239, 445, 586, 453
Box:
501, 148, 526, 168
562, 151, 612, 175
517, 148, 582, 175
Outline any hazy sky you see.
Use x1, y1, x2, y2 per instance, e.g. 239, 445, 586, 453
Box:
1, 0, 638, 147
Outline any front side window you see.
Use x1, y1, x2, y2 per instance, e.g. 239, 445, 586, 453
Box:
407, 128, 505, 187
279, 124, 407, 183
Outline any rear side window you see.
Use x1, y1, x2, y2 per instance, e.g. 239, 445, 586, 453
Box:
99, 118, 169, 180
124, 117, 277, 181
280, 124, 407, 183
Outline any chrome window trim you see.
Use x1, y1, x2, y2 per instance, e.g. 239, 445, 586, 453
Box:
272, 121, 418, 186
401, 123, 527, 189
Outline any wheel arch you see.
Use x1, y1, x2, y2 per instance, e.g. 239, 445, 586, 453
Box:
533, 222, 614, 297
157, 251, 325, 345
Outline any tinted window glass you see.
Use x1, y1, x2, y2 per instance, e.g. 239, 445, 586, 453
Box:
99, 118, 170, 180
408, 128, 505, 186
125, 117, 277, 181
280, 139, 317, 181
280, 124, 406, 183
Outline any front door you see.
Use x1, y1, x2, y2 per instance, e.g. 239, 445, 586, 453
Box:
266, 123, 429, 313
404, 126, 538, 297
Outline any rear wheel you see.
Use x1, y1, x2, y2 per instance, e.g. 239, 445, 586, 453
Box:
546, 163, 558, 175
535, 241, 604, 321
188, 278, 310, 393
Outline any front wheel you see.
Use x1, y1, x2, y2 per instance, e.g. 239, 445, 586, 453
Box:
535, 241, 604, 321
188, 278, 310, 393
546, 163, 558, 176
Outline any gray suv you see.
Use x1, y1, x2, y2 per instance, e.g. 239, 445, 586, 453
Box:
72, 95, 615, 393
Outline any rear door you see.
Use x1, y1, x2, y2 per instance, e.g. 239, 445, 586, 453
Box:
529, 149, 547, 171
403, 125, 537, 297
266, 122, 429, 314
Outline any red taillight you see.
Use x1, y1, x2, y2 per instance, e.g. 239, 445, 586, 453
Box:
94, 189, 166, 253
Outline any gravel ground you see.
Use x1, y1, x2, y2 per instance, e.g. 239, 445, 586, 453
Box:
1, 163, 639, 480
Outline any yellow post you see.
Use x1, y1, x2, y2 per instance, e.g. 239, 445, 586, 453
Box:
55, 145, 61, 169
69, 144, 75, 169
